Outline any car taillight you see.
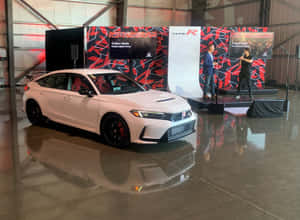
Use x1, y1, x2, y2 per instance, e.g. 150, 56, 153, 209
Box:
24, 85, 30, 91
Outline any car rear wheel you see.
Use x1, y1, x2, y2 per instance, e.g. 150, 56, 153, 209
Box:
26, 100, 45, 125
101, 114, 130, 148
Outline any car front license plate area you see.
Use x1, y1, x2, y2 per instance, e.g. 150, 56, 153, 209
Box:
167, 121, 195, 142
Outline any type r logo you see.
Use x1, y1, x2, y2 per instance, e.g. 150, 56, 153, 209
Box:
187, 29, 198, 36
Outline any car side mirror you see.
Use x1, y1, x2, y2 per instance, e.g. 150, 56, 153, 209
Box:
78, 88, 94, 97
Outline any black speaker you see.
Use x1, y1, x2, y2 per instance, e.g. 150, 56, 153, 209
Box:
208, 103, 224, 114
296, 45, 300, 59
46, 28, 84, 72
247, 99, 284, 118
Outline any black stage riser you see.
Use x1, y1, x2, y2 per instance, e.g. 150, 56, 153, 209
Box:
188, 97, 253, 109
217, 88, 278, 96
188, 98, 286, 117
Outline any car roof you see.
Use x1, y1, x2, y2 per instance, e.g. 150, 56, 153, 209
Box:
50, 68, 121, 75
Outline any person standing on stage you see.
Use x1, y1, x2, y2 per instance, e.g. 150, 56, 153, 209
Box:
203, 44, 218, 100
236, 48, 254, 100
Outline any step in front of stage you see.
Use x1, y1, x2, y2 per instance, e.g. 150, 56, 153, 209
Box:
188, 97, 285, 109
189, 96, 253, 108
217, 88, 278, 96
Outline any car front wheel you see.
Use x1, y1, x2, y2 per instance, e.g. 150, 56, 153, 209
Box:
101, 114, 130, 148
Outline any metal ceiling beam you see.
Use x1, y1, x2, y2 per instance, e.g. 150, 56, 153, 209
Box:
5, 0, 15, 88
260, 0, 271, 26
15, 0, 58, 30
83, 5, 114, 27
117, 0, 128, 27
5, 0, 21, 184
171, 0, 177, 25
191, 0, 207, 26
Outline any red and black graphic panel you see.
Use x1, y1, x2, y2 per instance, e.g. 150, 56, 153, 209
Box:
200, 27, 268, 89
86, 26, 268, 90
86, 26, 169, 89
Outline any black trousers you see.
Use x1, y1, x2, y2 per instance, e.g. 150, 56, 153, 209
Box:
238, 74, 252, 97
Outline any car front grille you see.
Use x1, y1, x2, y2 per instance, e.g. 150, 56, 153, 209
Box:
167, 110, 193, 122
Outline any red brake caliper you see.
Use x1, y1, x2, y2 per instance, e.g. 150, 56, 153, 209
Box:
118, 122, 125, 137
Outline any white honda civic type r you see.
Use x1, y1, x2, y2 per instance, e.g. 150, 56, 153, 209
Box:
23, 69, 196, 147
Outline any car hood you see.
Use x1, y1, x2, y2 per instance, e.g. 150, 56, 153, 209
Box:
113, 90, 191, 113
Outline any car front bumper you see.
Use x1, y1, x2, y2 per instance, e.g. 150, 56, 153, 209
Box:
130, 114, 197, 144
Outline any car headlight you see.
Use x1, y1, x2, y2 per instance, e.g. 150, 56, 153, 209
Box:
130, 110, 168, 120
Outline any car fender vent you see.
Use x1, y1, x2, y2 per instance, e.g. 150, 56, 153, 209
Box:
156, 98, 175, 103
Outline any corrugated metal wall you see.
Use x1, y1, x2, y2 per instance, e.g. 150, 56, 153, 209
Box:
0, 0, 192, 85
127, 0, 191, 26
268, 0, 300, 86
204, 0, 261, 26
203, 0, 300, 87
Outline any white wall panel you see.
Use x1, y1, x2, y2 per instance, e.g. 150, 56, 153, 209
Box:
89, 7, 117, 26
25, 0, 55, 23
13, 1, 41, 23
13, 23, 50, 35
14, 50, 45, 69
53, 1, 72, 25
14, 35, 45, 48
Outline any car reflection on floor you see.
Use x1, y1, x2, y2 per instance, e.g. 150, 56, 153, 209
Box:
24, 123, 196, 194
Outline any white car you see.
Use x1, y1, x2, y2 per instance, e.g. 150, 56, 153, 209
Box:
23, 69, 196, 147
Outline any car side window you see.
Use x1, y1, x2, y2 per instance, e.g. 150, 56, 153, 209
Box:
37, 75, 55, 88
68, 74, 96, 94
37, 74, 68, 90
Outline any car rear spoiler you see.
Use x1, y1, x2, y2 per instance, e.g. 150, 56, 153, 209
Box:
25, 71, 48, 82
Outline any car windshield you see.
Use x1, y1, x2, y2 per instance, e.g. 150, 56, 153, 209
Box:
89, 73, 145, 95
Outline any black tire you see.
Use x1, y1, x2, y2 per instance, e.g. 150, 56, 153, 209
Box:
26, 100, 45, 125
101, 114, 130, 148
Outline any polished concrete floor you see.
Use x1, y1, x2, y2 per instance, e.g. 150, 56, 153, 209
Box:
1, 88, 300, 220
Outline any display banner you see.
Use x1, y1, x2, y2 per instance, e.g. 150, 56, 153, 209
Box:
109, 32, 157, 59
168, 26, 203, 98
229, 32, 274, 59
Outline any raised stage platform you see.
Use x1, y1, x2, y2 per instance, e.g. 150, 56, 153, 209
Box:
188, 96, 254, 109
188, 96, 286, 110
217, 88, 278, 96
